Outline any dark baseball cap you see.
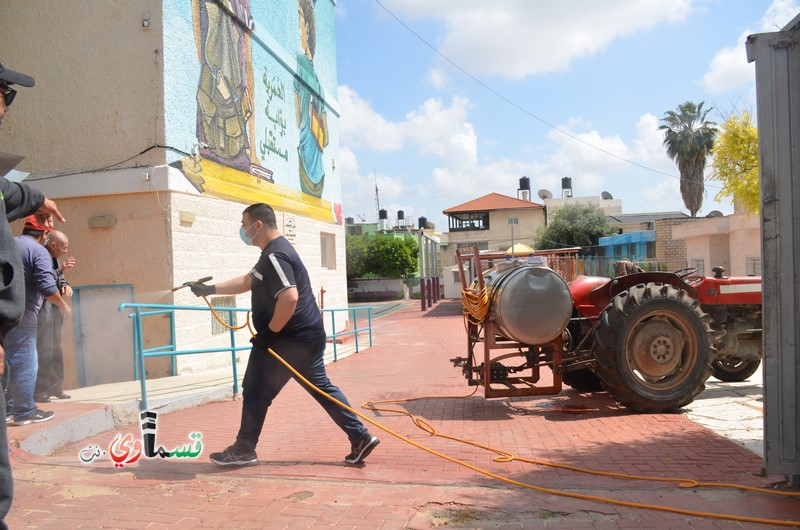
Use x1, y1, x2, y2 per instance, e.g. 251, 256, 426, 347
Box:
0, 62, 34, 87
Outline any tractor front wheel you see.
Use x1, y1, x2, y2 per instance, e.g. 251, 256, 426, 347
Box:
592, 283, 713, 413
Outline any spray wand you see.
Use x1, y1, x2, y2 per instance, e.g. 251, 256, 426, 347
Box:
171, 276, 213, 292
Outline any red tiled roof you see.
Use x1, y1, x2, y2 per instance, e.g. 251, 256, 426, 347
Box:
443, 192, 543, 214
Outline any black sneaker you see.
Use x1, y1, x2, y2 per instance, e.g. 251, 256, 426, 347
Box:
12, 409, 55, 426
52, 390, 71, 400
345, 433, 380, 464
34, 394, 51, 403
209, 443, 258, 466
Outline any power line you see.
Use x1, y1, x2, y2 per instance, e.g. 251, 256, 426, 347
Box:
373, 0, 723, 191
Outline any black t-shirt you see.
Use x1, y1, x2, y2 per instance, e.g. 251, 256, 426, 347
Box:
249, 236, 325, 341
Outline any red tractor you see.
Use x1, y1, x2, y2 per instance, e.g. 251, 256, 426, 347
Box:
454, 248, 762, 413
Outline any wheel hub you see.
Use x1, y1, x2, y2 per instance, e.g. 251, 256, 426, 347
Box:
629, 320, 685, 379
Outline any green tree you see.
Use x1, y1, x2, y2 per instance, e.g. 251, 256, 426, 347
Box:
659, 101, 718, 217
369, 236, 418, 278
534, 203, 613, 255
345, 234, 371, 280
710, 111, 760, 214
346, 234, 418, 279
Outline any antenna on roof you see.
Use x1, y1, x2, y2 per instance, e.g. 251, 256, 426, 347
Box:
374, 171, 380, 222
538, 189, 553, 200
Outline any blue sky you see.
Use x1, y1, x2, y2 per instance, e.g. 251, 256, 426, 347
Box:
335, 0, 799, 231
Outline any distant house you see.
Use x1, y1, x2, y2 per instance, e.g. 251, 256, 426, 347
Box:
599, 212, 690, 269
671, 212, 761, 276
441, 192, 545, 269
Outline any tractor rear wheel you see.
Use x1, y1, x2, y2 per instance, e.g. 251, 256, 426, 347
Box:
592, 283, 713, 413
712, 358, 761, 382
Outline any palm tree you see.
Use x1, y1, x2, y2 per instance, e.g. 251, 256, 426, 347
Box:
659, 101, 718, 217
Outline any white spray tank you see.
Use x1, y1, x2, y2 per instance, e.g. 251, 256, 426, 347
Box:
480, 261, 573, 344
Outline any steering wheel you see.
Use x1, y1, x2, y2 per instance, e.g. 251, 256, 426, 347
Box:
673, 267, 697, 278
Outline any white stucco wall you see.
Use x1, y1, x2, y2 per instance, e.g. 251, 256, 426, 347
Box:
169, 192, 347, 374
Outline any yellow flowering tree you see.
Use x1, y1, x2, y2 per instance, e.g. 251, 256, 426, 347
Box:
710, 111, 760, 214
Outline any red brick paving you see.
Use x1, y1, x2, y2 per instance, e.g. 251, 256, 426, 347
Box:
7, 300, 800, 528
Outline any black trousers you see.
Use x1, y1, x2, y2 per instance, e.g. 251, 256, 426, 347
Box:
34, 302, 64, 397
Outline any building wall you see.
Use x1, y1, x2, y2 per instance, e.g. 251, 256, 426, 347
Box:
442, 208, 544, 268
0, 0, 166, 174
0, 0, 348, 385
10, 192, 175, 387
161, 0, 343, 223
671, 212, 761, 276
170, 192, 347, 374
655, 218, 694, 270
544, 196, 622, 217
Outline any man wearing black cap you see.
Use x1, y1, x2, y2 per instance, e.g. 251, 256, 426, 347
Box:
0, 61, 66, 530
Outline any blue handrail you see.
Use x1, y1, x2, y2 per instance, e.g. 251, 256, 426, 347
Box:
118, 303, 373, 410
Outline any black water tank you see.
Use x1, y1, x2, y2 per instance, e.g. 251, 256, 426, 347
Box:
418, 216, 428, 229
379, 209, 388, 220
345, 216, 355, 225
561, 177, 572, 190
397, 210, 405, 220
519, 176, 530, 191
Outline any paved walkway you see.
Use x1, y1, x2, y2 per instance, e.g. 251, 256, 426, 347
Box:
6, 300, 799, 528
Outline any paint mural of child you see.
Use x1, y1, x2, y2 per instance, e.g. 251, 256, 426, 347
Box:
294, 0, 328, 198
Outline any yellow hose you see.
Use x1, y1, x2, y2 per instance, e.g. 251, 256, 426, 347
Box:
461, 286, 490, 323
202, 296, 800, 527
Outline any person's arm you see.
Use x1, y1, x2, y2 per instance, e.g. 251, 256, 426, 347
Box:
0, 177, 44, 221
191, 274, 252, 296
214, 274, 252, 295
34, 198, 65, 223
269, 287, 298, 333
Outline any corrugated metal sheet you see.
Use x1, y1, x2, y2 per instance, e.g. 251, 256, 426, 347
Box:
746, 14, 800, 479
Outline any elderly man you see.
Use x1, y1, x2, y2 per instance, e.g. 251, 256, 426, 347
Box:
34, 230, 74, 403
6, 218, 71, 426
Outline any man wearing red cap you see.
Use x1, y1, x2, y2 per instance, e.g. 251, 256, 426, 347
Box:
5, 217, 70, 426
0, 60, 67, 530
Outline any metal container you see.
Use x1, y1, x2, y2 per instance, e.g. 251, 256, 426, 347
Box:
482, 262, 572, 345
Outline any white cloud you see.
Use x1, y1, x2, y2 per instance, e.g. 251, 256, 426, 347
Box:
701, 0, 799, 94
760, 0, 800, 32
339, 84, 723, 225
701, 44, 754, 94
338, 85, 405, 151
340, 86, 478, 165
380, 0, 693, 78
426, 67, 450, 89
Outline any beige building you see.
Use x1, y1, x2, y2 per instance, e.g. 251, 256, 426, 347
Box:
1, 1, 348, 388
440, 192, 545, 269
672, 212, 761, 276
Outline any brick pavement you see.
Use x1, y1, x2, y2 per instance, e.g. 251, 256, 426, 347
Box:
6, 300, 800, 528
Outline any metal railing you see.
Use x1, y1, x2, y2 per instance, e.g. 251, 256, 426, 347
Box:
118, 303, 374, 410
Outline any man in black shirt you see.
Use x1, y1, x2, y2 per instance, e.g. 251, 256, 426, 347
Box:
191, 203, 379, 466
0, 60, 67, 530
